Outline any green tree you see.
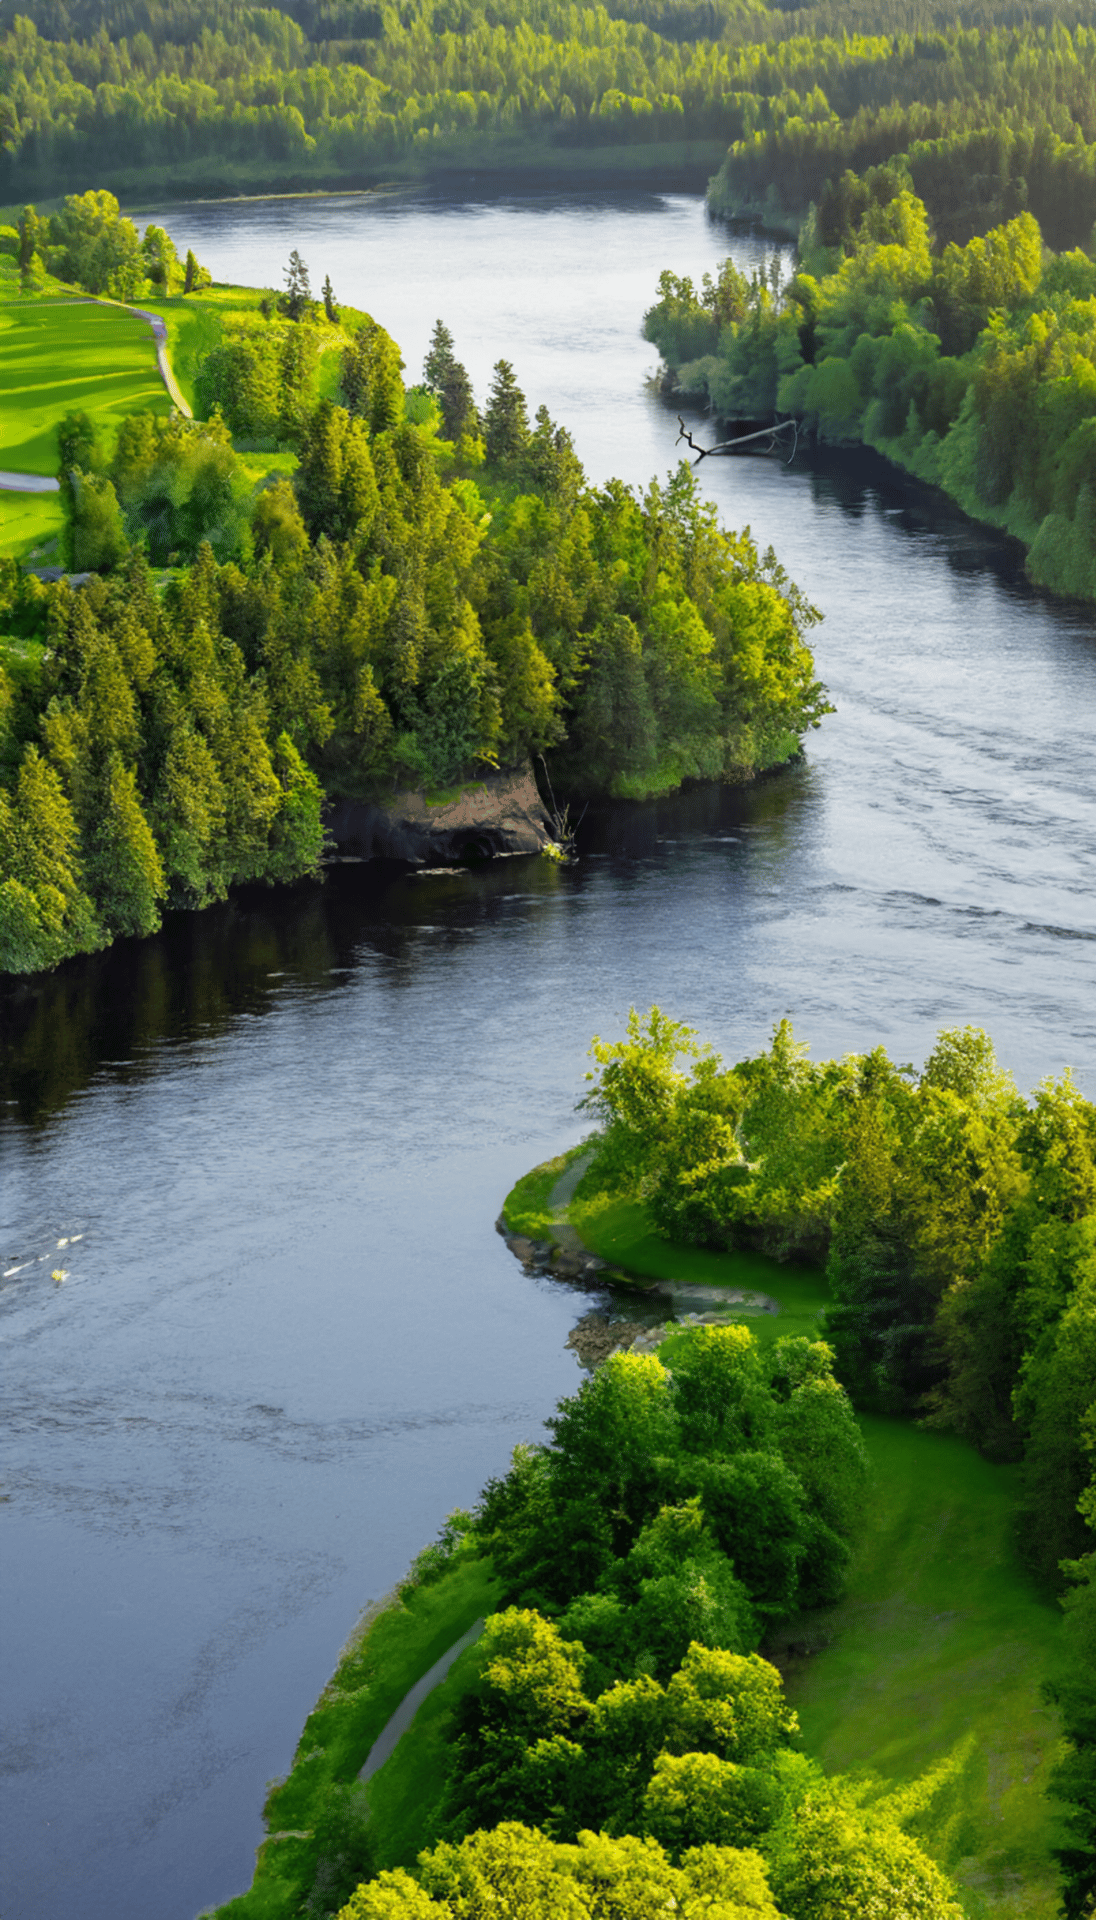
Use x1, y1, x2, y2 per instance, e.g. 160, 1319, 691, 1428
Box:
283, 248, 313, 321
83, 751, 164, 937
484, 360, 530, 467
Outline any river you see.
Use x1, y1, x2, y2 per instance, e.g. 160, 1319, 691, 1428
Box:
1, 188, 1094, 1920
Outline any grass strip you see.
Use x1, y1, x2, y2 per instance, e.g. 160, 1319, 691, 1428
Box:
364, 1635, 490, 1870
501, 1143, 591, 1242
778, 1416, 1063, 1920
0, 488, 64, 558
208, 1554, 501, 1919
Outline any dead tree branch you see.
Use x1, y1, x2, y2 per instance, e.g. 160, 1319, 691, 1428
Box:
676, 416, 799, 467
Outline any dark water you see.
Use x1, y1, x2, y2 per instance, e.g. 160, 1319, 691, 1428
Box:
2, 190, 1095, 1920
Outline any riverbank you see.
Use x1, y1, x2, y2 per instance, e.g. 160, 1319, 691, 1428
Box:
207, 1555, 501, 1920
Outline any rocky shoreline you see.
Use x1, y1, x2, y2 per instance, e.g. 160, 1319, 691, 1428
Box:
326, 761, 554, 867
495, 1207, 781, 1369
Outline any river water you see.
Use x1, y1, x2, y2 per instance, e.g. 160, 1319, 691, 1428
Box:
2, 189, 1094, 1920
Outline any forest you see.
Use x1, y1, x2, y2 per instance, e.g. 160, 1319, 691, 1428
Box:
0, 192, 829, 974
645, 171, 1096, 598
5, 0, 1096, 208
209, 1012, 1096, 1920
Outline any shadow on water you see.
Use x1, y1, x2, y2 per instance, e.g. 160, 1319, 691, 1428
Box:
0, 767, 818, 1131
0, 856, 572, 1127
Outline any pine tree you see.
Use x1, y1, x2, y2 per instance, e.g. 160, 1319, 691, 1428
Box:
322, 274, 339, 324
484, 360, 530, 468
424, 321, 477, 442
283, 250, 312, 322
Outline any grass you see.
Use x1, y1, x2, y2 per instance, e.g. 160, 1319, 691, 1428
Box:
425, 779, 487, 808
0, 487, 64, 558
0, 294, 168, 476
209, 1555, 501, 1918
365, 1636, 490, 1870
570, 1184, 830, 1350
501, 1143, 592, 1242
774, 1417, 1064, 1919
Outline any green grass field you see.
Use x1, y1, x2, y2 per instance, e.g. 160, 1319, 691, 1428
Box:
503, 1147, 831, 1349
0, 487, 64, 558
0, 296, 167, 477
776, 1417, 1064, 1918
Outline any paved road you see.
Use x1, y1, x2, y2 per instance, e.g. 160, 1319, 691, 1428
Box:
0, 470, 60, 492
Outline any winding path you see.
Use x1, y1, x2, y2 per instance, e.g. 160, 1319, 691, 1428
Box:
357, 1616, 485, 1784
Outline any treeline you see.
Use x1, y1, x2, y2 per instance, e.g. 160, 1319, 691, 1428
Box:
707, 22, 1096, 249
646, 178, 1096, 599
243, 1324, 975, 1919
0, 211, 829, 972
579, 1007, 1096, 1917
7, 0, 1096, 212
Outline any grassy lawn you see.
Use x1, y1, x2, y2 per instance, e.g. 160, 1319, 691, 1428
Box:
501, 1144, 592, 1241
0, 296, 167, 476
775, 1417, 1064, 1920
571, 1188, 830, 1350
0, 487, 64, 558
365, 1635, 490, 1871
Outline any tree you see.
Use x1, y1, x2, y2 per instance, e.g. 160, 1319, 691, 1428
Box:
70, 474, 128, 573
766, 1785, 966, 1919
283, 248, 313, 321
484, 360, 530, 467
424, 320, 478, 443
0, 746, 101, 971
48, 190, 144, 299
182, 249, 211, 295
336, 1823, 783, 1920
323, 273, 339, 324
341, 320, 405, 436
141, 224, 182, 293
83, 752, 164, 938
295, 402, 380, 543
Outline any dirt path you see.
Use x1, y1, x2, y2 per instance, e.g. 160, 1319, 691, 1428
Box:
357, 1616, 485, 1784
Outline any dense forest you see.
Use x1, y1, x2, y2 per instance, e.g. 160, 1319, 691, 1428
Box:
4, 0, 1096, 210
0, 193, 828, 974
568, 1010, 1096, 1920
645, 170, 1096, 598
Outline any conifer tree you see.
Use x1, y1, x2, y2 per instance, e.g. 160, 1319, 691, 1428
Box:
484, 359, 530, 468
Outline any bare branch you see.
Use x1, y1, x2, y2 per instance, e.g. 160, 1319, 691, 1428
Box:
675, 414, 799, 466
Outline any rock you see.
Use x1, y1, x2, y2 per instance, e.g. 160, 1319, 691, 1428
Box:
325, 761, 553, 866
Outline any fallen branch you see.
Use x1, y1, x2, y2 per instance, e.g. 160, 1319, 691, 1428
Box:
676, 416, 799, 466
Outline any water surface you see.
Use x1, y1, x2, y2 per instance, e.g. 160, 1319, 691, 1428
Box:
2, 187, 1094, 1920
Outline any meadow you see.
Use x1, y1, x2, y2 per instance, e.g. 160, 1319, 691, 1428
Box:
0, 293, 167, 474
0, 278, 168, 556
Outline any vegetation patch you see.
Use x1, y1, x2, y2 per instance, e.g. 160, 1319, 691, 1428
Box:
501, 1143, 592, 1243
780, 1417, 1064, 1919
209, 1552, 501, 1920
0, 295, 167, 474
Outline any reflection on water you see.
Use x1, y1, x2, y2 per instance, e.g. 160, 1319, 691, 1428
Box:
2, 188, 1095, 1920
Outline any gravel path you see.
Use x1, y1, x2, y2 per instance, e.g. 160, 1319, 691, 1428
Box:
357, 1617, 485, 1784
